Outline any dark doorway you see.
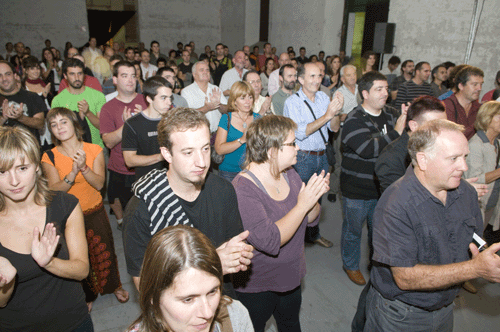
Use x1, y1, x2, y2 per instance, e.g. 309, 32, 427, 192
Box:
260, 0, 269, 41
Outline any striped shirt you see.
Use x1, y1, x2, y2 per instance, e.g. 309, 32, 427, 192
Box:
394, 80, 433, 111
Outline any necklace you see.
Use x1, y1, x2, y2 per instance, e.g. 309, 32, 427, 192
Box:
235, 111, 250, 129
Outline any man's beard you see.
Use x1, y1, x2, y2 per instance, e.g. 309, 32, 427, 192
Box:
284, 80, 296, 90
69, 80, 83, 89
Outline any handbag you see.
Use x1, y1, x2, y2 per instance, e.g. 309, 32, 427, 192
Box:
300, 95, 336, 166
211, 113, 232, 164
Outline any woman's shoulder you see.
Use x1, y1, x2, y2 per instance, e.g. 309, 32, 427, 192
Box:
83, 142, 103, 153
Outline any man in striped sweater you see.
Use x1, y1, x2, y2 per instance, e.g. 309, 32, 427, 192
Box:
394, 61, 433, 110
340, 71, 406, 285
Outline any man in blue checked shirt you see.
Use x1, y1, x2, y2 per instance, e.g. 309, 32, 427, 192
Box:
284, 62, 344, 248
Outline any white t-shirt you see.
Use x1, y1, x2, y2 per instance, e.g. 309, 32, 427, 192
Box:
140, 62, 158, 81
182, 81, 227, 133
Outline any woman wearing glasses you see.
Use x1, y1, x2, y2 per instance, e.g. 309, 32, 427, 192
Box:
232, 115, 330, 332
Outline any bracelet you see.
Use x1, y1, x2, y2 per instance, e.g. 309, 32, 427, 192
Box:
63, 176, 75, 185
80, 165, 89, 173
238, 138, 243, 145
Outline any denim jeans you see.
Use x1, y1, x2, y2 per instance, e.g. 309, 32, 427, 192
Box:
236, 286, 302, 332
364, 286, 454, 332
341, 197, 377, 270
293, 150, 329, 242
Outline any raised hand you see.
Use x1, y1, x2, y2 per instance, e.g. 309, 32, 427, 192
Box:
261, 96, 272, 115
0, 256, 16, 287
31, 223, 60, 268
327, 91, 344, 118
72, 149, 87, 170
297, 171, 330, 212
77, 99, 90, 118
394, 102, 409, 135
216, 230, 254, 275
122, 106, 133, 122
43, 83, 52, 97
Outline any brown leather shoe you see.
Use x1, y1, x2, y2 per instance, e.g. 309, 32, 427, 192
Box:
343, 267, 366, 285
462, 281, 477, 294
314, 236, 333, 248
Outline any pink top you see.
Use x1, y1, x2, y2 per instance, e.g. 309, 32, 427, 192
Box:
99, 94, 147, 174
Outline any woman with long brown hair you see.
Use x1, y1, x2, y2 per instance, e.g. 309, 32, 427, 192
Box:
128, 225, 253, 332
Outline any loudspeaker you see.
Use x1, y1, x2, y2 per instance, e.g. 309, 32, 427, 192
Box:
373, 23, 395, 54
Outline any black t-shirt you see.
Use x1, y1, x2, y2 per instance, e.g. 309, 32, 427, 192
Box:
178, 62, 193, 74
122, 112, 166, 180
123, 172, 244, 295
0, 89, 45, 140
0, 192, 88, 332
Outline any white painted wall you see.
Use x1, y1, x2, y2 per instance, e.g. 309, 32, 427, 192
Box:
388, 0, 498, 95
0, 0, 89, 58
268, 0, 344, 56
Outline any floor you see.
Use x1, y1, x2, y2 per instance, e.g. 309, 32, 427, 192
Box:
91, 194, 500, 332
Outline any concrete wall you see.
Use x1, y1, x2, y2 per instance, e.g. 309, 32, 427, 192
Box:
0, 0, 89, 57
137, 0, 222, 54
244, 0, 260, 46
388, 0, 498, 95
220, 0, 246, 53
268, 0, 344, 56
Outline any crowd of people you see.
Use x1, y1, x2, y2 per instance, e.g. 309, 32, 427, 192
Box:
1, 36, 500, 332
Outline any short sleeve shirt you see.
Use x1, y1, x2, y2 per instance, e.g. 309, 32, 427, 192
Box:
370, 166, 483, 310
100, 94, 148, 175
0, 89, 46, 139
122, 112, 167, 180
51, 87, 106, 148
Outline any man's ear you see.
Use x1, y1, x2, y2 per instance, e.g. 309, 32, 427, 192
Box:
361, 89, 369, 101
408, 120, 419, 132
160, 147, 172, 163
112, 76, 118, 86
415, 151, 428, 171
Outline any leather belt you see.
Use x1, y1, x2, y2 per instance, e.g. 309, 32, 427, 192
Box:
299, 149, 325, 156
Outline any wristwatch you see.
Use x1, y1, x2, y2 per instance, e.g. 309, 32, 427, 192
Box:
238, 138, 243, 145
63, 176, 75, 185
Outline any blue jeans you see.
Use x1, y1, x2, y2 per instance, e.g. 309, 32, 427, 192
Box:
341, 197, 377, 270
364, 286, 454, 332
293, 150, 329, 242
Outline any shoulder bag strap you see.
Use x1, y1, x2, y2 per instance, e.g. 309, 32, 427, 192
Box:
296, 93, 328, 146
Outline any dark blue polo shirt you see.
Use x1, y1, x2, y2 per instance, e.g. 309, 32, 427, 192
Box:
370, 166, 483, 311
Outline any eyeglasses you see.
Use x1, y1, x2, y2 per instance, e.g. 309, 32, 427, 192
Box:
282, 141, 296, 147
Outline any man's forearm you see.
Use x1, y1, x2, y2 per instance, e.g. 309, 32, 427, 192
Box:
18, 115, 44, 130
123, 152, 162, 168
330, 115, 341, 132
85, 112, 100, 129
102, 126, 124, 149
305, 114, 331, 137
391, 261, 476, 291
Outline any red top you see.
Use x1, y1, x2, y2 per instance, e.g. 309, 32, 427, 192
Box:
444, 93, 480, 140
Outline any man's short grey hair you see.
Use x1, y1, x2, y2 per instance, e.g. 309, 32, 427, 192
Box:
192, 61, 206, 77
408, 119, 465, 166
340, 64, 356, 77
